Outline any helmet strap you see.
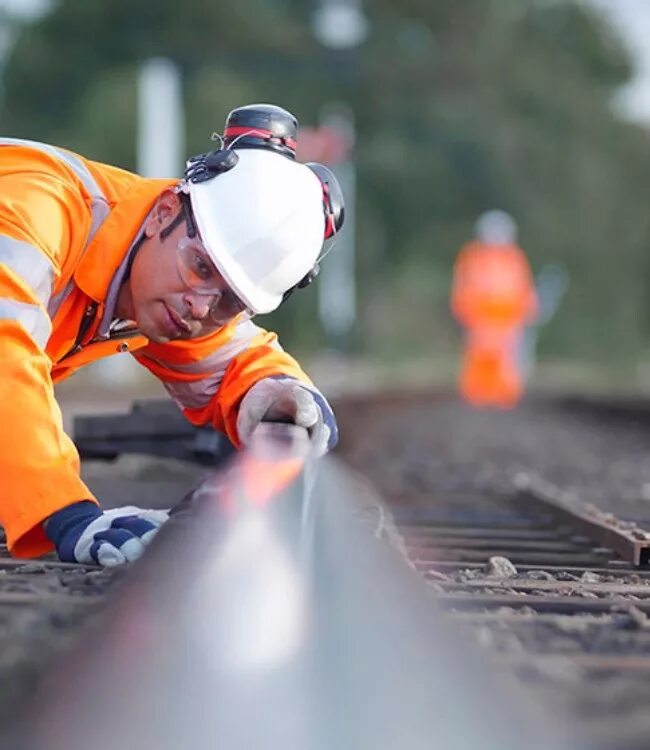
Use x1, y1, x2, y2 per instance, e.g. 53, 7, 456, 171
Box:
160, 195, 197, 242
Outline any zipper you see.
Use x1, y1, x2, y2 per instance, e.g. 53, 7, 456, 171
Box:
61, 303, 98, 360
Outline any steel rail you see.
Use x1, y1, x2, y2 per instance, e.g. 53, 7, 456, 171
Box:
438, 578, 650, 596
0, 592, 96, 607
514, 473, 650, 566
0, 558, 98, 571
6, 424, 565, 750
435, 592, 650, 615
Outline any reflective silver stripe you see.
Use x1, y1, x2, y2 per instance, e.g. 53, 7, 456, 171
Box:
0, 235, 54, 307
47, 279, 75, 319
137, 321, 282, 377
0, 138, 111, 243
0, 298, 52, 349
135, 321, 283, 410
0, 139, 113, 319
162, 375, 224, 411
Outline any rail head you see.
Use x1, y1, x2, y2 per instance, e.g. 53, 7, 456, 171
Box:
7, 428, 565, 750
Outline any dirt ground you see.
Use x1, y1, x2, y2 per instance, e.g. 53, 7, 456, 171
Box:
335, 392, 650, 520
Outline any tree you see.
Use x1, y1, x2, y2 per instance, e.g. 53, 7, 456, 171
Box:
2, 0, 649, 363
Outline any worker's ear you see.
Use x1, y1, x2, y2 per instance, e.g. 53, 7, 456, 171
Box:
143, 191, 181, 239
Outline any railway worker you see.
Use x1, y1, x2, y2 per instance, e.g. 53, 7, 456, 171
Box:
0, 103, 344, 567
450, 210, 538, 409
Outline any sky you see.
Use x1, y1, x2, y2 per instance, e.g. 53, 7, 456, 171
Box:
0, 0, 49, 20
589, 0, 650, 123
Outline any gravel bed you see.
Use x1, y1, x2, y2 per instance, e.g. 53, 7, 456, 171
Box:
335, 393, 650, 519
0, 552, 121, 724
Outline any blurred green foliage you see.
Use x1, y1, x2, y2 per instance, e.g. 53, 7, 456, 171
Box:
2, 0, 650, 363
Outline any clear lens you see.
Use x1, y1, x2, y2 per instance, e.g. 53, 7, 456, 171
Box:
176, 237, 252, 325
208, 293, 251, 326
177, 237, 224, 294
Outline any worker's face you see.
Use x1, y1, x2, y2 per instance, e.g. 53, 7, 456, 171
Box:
121, 191, 247, 344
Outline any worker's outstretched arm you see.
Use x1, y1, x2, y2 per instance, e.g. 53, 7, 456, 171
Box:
134, 317, 338, 455
0, 171, 102, 557
0, 169, 172, 564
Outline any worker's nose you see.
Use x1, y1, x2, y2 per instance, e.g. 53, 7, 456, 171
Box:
183, 291, 211, 321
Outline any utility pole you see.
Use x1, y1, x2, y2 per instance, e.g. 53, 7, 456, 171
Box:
310, 0, 367, 351
137, 58, 184, 179
316, 108, 357, 348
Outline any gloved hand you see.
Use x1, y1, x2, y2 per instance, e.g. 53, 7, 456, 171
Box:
44, 500, 169, 567
237, 376, 338, 456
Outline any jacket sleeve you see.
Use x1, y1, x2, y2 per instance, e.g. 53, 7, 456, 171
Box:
133, 317, 313, 446
0, 171, 98, 558
450, 246, 477, 325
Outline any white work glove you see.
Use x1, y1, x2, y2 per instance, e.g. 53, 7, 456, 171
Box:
44, 500, 169, 567
237, 376, 338, 456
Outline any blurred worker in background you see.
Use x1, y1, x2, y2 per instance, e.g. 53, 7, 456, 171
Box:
451, 210, 538, 409
0, 104, 344, 567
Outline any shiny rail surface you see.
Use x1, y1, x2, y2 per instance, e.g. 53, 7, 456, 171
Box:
6, 424, 560, 750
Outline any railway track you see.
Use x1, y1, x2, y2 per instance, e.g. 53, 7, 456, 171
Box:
6, 424, 552, 750
391, 477, 650, 750
3, 393, 650, 747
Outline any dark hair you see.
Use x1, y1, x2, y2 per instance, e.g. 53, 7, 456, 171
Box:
160, 194, 197, 241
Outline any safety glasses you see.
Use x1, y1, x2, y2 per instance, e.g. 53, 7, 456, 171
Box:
176, 236, 252, 325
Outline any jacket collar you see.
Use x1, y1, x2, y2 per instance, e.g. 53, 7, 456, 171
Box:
73, 177, 176, 303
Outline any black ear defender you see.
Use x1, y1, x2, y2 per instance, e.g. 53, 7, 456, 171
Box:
306, 162, 345, 240
281, 163, 346, 303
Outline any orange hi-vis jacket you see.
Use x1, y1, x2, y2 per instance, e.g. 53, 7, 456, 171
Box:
0, 139, 312, 558
451, 241, 538, 328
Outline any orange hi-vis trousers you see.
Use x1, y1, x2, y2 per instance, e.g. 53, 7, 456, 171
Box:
459, 325, 524, 409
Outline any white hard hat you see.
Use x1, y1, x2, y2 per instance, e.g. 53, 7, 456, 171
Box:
475, 210, 518, 245
187, 149, 325, 314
